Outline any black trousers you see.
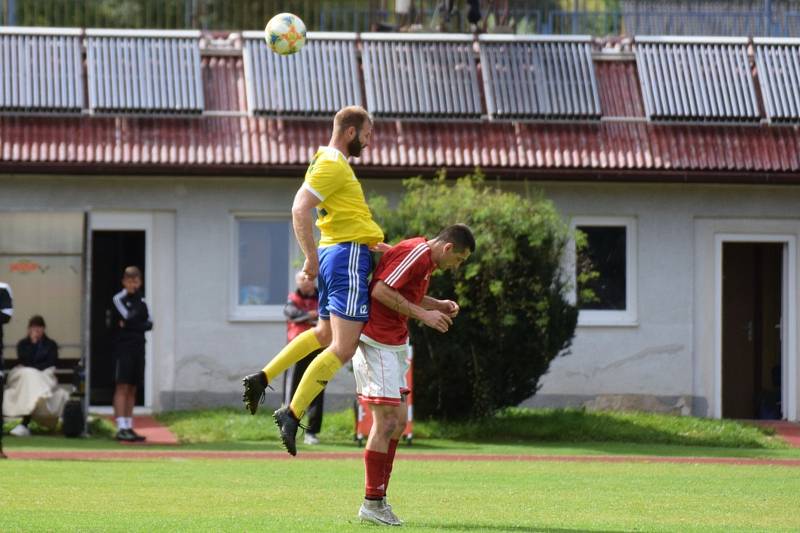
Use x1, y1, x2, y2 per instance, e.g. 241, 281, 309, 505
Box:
0, 359, 4, 452
283, 348, 324, 434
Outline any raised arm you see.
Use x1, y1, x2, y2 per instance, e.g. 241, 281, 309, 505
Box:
372, 281, 453, 333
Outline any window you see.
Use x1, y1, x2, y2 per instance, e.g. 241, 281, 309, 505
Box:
231, 216, 295, 321
570, 217, 637, 326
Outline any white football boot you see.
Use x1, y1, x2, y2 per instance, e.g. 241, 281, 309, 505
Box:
358, 499, 402, 526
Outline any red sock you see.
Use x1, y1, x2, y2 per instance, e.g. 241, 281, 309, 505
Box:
364, 449, 388, 500
384, 439, 399, 494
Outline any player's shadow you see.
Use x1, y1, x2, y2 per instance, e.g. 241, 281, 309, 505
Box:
413, 524, 631, 532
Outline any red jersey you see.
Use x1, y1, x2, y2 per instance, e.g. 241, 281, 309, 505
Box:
362, 237, 435, 347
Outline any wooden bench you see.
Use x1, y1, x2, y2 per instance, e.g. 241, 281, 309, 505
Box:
2, 357, 79, 390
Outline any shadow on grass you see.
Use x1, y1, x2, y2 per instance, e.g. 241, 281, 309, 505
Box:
413, 523, 630, 532
414, 408, 784, 450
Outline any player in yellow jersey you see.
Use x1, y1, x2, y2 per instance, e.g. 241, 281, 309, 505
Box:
242, 105, 387, 455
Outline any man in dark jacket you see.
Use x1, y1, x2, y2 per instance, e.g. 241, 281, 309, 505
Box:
0, 281, 12, 457
7, 315, 62, 437
111, 266, 153, 442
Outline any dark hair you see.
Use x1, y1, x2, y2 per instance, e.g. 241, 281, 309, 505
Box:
334, 105, 373, 135
436, 224, 476, 253
123, 266, 142, 279
28, 315, 46, 328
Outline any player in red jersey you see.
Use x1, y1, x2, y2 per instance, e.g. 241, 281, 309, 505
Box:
353, 224, 476, 526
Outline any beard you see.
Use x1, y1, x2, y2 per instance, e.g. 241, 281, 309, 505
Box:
347, 136, 364, 157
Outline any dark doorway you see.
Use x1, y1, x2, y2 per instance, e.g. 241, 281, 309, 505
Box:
90, 231, 145, 406
722, 242, 783, 420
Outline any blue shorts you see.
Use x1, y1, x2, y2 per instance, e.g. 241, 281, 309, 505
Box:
318, 243, 372, 322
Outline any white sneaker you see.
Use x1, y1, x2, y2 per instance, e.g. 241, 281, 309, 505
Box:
10, 424, 31, 437
358, 499, 402, 526
383, 499, 403, 525
303, 433, 320, 445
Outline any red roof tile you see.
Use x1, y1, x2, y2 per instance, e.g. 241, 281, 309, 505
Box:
0, 55, 799, 181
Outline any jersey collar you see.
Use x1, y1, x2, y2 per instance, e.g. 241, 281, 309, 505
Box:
319, 145, 347, 161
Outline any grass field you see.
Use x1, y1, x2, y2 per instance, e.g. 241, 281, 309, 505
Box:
2, 455, 799, 532
156, 407, 790, 449
3, 408, 800, 531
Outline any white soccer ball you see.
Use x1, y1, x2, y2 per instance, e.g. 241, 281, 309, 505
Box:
264, 12, 307, 56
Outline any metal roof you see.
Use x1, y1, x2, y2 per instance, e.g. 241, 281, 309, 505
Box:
242, 31, 362, 116
3, 114, 799, 175
478, 35, 601, 119
634, 37, 760, 122
360, 33, 482, 118
0, 28, 83, 112
85, 29, 204, 114
754, 38, 800, 123
2, 40, 800, 180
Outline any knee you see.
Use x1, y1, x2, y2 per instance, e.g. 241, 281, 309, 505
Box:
382, 414, 401, 436
330, 342, 357, 362
314, 326, 332, 346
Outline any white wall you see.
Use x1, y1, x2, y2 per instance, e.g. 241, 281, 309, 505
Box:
527, 181, 800, 419
0, 174, 401, 411
2, 174, 799, 417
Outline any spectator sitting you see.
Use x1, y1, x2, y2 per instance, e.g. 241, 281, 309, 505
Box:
3, 315, 69, 436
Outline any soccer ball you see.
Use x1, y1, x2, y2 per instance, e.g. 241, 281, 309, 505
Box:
264, 13, 307, 56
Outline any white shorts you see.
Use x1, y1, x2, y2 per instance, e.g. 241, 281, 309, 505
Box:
353, 339, 411, 406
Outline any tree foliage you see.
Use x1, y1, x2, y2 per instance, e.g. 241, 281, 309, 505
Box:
369, 172, 578, 420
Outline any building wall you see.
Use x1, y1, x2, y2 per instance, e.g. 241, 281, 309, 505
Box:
0, 174, 399, 412
528, 181, 800, 419
1, 174, 799, 418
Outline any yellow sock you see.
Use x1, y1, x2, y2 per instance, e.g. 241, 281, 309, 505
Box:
289, 349, 342, 419
262, 329, 322, 383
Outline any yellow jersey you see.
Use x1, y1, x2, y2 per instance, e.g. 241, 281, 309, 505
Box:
302, 146, 384, 248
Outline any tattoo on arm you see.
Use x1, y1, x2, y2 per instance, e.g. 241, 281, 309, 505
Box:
375, 282, 420, 319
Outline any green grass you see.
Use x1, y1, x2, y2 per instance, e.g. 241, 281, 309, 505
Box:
415, 407, 787, 448
3, 407, 799, 531
156, 407, 358, 444
156, 407, 788, 450
6, 433, 800, 460
2, 456, 799, 532
5, 407, 796, 461
5, 407, 783, 450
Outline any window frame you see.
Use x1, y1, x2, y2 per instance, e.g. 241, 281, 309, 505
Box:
569, 216, 638, 327
229, 212, 299, 322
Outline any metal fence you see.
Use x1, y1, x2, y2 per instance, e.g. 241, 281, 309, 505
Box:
547, 10, 778, 36
4, 0, 800, 37
0, 0, 382, 31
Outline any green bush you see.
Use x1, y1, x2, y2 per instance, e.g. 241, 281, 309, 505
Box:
370, 173, 578, 419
